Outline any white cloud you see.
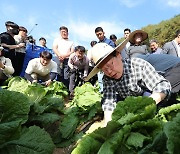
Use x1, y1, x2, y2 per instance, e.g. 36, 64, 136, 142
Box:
116, 0, 145, 8
165, 0, 180, 7
65, 20, 130, 48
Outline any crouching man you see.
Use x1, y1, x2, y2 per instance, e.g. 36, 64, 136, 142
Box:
68, 45, 89, 97
25, 51, 58, 86
0, 46, 14, 85
85, 38, 171, 127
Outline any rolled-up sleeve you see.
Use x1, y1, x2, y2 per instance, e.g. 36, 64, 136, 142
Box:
141, 60, 171, 97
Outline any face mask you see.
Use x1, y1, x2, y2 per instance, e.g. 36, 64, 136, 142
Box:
11, 28, 19, 35
8, 27, 19, 35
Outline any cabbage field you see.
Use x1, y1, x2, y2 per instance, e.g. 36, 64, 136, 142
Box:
0, 77, 180, 154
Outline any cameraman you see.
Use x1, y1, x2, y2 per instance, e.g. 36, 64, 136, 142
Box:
0, 21, 25, 76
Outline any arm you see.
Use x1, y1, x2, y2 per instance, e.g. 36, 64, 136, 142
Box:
109, 40, 116, 48
162, 42, 169, 54
63, 44, 74, 59
140, 59, 171, 104
149, 92, 166, 104
101, 78, 117, 126
45, 72, 58, 86
68, 54, 74, 69
1, 43, 25, 50
83, 57, 89, 77
52, 39, 61, 58
24, 72, 34, 82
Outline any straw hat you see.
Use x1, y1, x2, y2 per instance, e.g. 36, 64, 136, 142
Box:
129, 30, 148, 44
85, 38, 129, 81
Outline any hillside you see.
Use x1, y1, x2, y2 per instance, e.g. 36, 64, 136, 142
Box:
117, 14, 180, 47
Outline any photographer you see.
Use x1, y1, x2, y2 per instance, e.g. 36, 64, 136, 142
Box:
0, 47, 14, 85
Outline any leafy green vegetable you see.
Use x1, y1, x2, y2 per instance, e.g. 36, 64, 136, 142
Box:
5, 76, 31, 93
71, 135, 102, 154
0, 90, 30, 145
126, 132, 151, 149
139, 132, 167, 154
98, 125, 131, 154
71, 82, 102, 110
157, 103, 180, 122
59, 113, 79, 139
112, 96, 156, 124
29, 112, 60, 127
164, 112, 180, 154
0, 126, 55, 154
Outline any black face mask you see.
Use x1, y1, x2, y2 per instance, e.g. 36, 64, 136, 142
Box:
9, 28, 19, 35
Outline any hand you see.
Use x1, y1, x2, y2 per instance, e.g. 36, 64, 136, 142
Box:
18, 43, 26, 48
32, 80, 37, 83
0, 61, 5, 69
70, 68, 76, 73
58, 55, 65, 61
83, 76, 87, 81
45, 79, 52, 86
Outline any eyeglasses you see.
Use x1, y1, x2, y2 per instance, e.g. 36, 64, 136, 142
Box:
101, 57, 115, 74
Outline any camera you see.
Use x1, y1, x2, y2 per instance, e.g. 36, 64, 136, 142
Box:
27, 35, 35, 44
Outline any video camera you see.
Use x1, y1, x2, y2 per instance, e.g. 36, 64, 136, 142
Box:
27, 35, 35, 44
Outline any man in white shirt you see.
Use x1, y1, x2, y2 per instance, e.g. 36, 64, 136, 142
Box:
52, 26, 74, 88
14, 26, 27, 76
25, 51, 58, 86
0, 47, 14, 85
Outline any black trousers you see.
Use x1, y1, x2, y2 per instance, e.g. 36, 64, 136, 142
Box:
13, 52, 25, 76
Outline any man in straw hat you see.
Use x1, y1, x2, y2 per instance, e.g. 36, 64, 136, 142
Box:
85, 36, 171, 126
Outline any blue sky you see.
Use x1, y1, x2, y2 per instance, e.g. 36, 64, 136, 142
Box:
0, 0, 180, 49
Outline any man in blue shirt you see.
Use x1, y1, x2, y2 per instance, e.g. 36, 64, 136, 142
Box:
95, 27, 116, 93
95, 27, 115, 48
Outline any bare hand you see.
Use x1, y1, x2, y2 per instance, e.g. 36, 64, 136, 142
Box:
0, 61, 5, 69
18, 43, 26, 48
45, 79, 52, 86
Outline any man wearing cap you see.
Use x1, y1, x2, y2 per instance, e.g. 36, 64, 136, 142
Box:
85, 37, 171, 126
0, 21, 25, 76
39, 37, 47, 48
127, 30, 149, 58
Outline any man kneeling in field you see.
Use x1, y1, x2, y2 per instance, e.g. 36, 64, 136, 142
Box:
25, 51, 58, 86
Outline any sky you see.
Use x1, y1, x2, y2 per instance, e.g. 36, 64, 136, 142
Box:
0, 0, 180, 49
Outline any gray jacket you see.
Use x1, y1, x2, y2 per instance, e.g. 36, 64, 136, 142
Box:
127, 44, 149, 58
162, 40, 179, 57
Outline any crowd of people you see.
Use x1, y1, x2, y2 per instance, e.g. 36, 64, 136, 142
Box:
0, 20, 180, 126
